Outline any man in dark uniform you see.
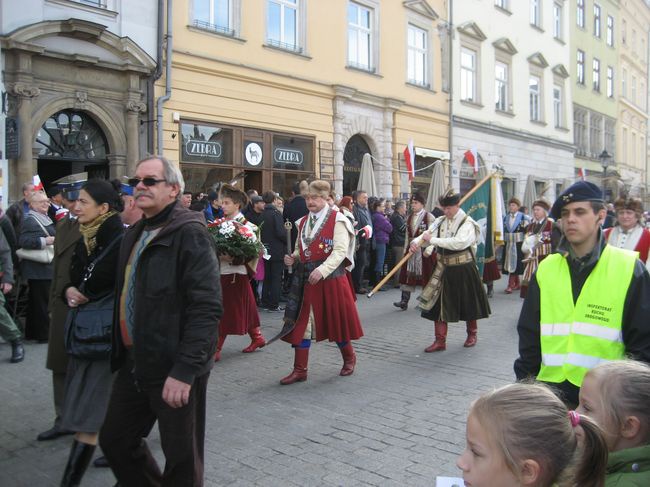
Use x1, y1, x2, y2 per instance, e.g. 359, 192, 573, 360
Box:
502, 197, 530, 293
514, 181, 650, 407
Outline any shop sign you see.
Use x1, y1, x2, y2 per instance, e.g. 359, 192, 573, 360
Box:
5, 118, 19, 159
244, 142, 263, 166
274, 147, 303, 165
184, 140, 222, 159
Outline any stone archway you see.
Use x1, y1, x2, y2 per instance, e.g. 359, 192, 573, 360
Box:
343, 134, 372, 196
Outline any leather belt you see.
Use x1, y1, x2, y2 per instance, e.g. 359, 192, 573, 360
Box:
439, 250, 474, 266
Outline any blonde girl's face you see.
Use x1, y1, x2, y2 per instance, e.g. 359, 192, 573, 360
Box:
456, 414, 520, 487
576, 374, 619, 450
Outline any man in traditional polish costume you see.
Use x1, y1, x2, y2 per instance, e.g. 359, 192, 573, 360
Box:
214, 185, 266, 361
520, 198, 555, 298
604, 196, 650, 268
393, 192, 436, 310
502, 197, 530, 293
412, 189, 491, 352
279, 180, 363, 385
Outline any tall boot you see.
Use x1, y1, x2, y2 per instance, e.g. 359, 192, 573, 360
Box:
425, 321, 448, 352
10, 339, 25, 363
214, 335, 226, 362
486, 282, 494, 299
280, 347, 309, 385
60, 440, 96, 487
393, 290, 411, 310
464, 320, 478, 348
513, 275, 521, 290
338, 343, 356, 376
505, 274, 515, 294
242, 327, 266, 353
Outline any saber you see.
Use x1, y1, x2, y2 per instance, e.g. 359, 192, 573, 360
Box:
284, 219, 293, 274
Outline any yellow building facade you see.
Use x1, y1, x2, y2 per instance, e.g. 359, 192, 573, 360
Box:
157, 0, 449, 199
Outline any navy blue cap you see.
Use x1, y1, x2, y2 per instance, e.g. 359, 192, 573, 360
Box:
53, 172, 87, 201
550, 181, 604, 220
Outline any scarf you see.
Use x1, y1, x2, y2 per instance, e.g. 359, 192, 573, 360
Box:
79, 210, 118, 255
27, 209, 54, 228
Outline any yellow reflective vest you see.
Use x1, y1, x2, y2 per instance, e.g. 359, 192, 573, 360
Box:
536, 245, 636, 387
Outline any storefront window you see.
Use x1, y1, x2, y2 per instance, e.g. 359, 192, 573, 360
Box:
180, 122, 232, 164
272, 135, 313, 172
181, 165, 233, 194
273, 172, 306, 199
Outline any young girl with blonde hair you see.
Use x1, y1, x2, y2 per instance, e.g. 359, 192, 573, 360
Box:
577, 360, 650, 486
457, 382, 608, 487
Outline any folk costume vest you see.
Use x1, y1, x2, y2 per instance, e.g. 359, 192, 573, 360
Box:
298, 208, 340, 265
536, 245, 636, 387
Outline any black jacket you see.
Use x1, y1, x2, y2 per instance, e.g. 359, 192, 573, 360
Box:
244, 208, 264, 227
283, 195, 308, 248
261, 204, 287, 261
514, 233, 650, 406
110, 201, 223, 387
389, 212, 407, 247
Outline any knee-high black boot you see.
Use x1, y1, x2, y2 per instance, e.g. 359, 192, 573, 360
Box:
60, 440, 96, 486
393, 290, 411, 310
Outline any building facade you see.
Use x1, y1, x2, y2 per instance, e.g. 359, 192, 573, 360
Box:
0, 0, 157, 201
156, 0, 449, 199
451, 0, 575, 204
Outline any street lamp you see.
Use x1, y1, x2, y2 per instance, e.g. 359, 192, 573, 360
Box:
599, 149, 612, 201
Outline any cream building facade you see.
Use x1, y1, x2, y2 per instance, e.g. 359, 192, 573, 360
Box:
451, 0, 575, 203
0, 0, 157, 201
156, 0, 449, 199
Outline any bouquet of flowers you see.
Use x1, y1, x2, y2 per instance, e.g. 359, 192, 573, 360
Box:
207, 218, 264, 262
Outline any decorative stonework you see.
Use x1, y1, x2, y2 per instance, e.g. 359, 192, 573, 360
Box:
125, 100, 147, 113
12, 83, 40, 98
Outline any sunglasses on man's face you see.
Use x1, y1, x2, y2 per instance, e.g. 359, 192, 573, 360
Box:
127, 177, 167, 187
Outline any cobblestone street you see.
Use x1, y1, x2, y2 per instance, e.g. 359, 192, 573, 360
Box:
0, 278, 522, 486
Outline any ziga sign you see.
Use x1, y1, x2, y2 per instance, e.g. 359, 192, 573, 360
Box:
274, 147, 303, 165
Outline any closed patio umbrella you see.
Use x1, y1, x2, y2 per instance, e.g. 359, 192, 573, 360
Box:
357, 153, 378, 197
522, 174, 537, 210
425, 160, 447, 211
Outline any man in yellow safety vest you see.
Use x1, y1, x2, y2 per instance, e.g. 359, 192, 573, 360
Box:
514, 180, 650, 407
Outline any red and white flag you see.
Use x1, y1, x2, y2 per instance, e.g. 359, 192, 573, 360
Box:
33, 175, 44, 192
403, 140, 415, 181
464, 148, 479, 174
578, 168, 587, 181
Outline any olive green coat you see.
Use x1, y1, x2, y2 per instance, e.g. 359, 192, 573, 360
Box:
46, 217, 80, 373
606, 445, 650, 487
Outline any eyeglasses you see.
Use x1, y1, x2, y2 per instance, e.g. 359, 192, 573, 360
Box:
127, 177, 167, 187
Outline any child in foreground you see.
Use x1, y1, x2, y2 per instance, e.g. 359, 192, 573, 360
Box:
457, 382, 608, 487
577, 360, 650, 486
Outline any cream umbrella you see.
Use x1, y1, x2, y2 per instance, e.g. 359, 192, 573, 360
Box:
357, 153, 378, 197
425, 160, 447, 211
522, 174, 537, 210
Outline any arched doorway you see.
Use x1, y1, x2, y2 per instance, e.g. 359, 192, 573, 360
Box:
34, 110, 109, 189
343, 134, 371, 196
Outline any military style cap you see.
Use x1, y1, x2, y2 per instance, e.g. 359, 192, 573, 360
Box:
53, 172, 87, 201
550, 181, 604, 220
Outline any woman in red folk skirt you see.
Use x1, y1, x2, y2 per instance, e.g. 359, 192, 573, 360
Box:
214, 185, 266, 361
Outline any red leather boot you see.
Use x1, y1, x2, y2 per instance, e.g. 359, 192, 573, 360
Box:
214, 335, 226, 362
425, 321, 448, 352
242, 327, 266, 353
464, 320, 478, 347
339, 343, 356, 376
505, 274, 515, 294
280, 347, 309, 385
513, 275, 521, 290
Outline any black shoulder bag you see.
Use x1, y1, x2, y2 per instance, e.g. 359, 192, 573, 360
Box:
64, 235, 122, 360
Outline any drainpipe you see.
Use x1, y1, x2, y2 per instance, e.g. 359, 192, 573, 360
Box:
447, 0, 454, 188
156, 0, 172, 156
146, 0, 165, 154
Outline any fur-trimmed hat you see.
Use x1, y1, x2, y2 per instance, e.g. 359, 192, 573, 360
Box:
532, 198, 551, 212
439, 188, 461, 207
308, 180, 330, 199
410, 192, 426, 205
508, 197, 522, 207
614, 196, 643, 217
220, 184, 248, 208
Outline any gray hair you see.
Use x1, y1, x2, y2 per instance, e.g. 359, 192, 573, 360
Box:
136, 155, 185, 198
394, 200, 406, 211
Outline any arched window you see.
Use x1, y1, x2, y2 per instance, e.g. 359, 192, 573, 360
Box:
35, 110, 108, 160
343, 134, 371, 196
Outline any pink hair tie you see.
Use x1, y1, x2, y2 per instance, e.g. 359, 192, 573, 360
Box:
569, 411, 581, 428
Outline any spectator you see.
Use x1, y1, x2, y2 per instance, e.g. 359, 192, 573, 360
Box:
244, 195, 265, 227
283, 180, 309, 248
274, 195, 284, 212
0, 228, 23, 363
389, 200, 407, 288
18, 191, 55, 342
180, 190, 193, 208
59, 179, 124, 486
370, 199, 392, 288
352, 190, 372, 294
203, 190, 223, 222
6, 181, 35, 237
260, 191, 287, 312
47, 187, 64, 222
117, 183, 142, 227
99, 156, 222, 485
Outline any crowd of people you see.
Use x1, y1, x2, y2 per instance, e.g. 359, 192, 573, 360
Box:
1, 162, 650, 486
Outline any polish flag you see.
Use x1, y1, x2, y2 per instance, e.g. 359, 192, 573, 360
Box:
464, 148, 479, 174
578, 168, 587, 181
33, 175, 44, 192
403, 140, 415, 181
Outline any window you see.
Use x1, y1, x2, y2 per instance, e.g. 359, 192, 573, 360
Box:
593, 58, 600, 92
495, 0, 508, 9
577, 50, 585, 85
607, 16, 614, 46
632, 76, 637, 104
574, 107, 588, 155
553, 2, 562, 39
407, 24, 428, 87
530, 0, 541, 27
193, 0, 234, 35
348, 2, 373, 70
529, 76, 541, 121
590, 113, 603, 157
632, 132, 637, 163
553, 85, 562, 128
605, 118, 616, 154
460, 48, 477, 102
622, 19, 627, 44
495, 62, 509, 111
593, 4, 601, 38
607, 66, 614, 97
622, 127, 628, 163
267, 0, 300, 51
622, 69, 627, 97
632, 29, 637, 53
577, 0, 585, 28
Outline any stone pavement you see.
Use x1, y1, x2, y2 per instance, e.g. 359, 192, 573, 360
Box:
0, 277, 523, 486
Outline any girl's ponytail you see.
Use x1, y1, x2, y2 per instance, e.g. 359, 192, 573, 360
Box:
571, 413, 608, 487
